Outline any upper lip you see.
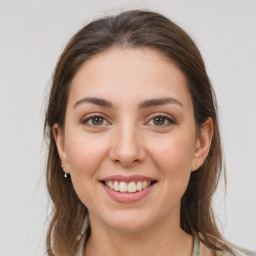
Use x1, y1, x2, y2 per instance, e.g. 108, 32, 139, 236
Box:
100, 175, 157, 183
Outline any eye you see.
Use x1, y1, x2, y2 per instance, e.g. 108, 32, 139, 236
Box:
81, 114, 110, 127
147, 114, 176, 127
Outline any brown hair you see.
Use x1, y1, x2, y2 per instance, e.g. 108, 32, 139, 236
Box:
44, 9, 233, 256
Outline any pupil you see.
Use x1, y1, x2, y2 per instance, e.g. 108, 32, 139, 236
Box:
154, 117, 165, 125
93, 117, 103, 125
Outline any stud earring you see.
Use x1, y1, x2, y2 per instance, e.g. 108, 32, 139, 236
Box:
62, 166, 69, 178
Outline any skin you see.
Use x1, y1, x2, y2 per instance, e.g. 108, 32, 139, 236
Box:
53, 47, 213, 256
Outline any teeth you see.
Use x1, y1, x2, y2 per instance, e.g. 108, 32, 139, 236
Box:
142, 181, 148, 189
119, 181, 128, 192
113, 181, 119, 191
127, 182, 136, 193
137, 181, 142, 191
104, 180, 153, 193
109, 180, 114, 189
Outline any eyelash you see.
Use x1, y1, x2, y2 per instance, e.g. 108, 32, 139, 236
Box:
81, 113, 110, 127
80, 113, 177, 128
146, 113, 177, 127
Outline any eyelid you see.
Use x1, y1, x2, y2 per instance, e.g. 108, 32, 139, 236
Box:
80, 113, 111, 126
145, 112, 177, 126
79, 112, 177, 127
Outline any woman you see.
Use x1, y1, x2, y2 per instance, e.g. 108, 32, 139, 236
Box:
44, 9, 253, 256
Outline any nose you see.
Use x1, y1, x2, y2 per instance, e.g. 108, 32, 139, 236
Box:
109, 123, 146, 167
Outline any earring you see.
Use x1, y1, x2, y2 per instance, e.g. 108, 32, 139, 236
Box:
62, 166, 69, 178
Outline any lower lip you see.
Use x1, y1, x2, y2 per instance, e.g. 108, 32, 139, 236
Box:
101, 182, 156, 203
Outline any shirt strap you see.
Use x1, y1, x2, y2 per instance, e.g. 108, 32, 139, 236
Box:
192, 236, 200, 256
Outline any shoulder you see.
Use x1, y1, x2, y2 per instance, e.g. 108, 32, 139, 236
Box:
200, 242, 255, 256
229, 247, 256, 256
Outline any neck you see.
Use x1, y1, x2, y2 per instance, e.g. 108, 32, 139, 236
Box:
85, 215, 193, 256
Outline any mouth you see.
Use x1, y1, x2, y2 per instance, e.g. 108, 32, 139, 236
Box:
99, 175, 158, 202
100, 180, 157, 193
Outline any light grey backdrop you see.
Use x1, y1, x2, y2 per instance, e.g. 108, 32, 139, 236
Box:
0, 1, 255, 255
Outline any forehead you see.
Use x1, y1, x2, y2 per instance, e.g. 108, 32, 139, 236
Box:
68, 47, 192, 109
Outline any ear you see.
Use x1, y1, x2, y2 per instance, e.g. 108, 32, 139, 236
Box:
191, 118, 213, 172
52, 123, 70, 174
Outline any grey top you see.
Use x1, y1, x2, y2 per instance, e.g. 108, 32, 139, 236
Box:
75, 235, 254, 256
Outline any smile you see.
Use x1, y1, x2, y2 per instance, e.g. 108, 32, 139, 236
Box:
103, 180, 152, 193
100, 175, 157, 202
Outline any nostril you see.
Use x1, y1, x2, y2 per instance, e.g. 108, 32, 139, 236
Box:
113, 158, 140, 167
108, 138, 146, 166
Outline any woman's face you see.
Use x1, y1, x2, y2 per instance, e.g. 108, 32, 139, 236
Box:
54, 47, 212, 232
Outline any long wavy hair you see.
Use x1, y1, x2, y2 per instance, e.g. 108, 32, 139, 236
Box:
44, 9, 233, 256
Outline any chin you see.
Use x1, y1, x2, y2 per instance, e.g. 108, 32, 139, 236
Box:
102, 210, 155, 233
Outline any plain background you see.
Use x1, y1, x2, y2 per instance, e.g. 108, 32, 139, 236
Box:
0, 0, 255, 255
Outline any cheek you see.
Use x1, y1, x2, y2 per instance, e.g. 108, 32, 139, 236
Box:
64, 132, 110, 203
148, 132, 195, 199
65, 131, 108, 175
150, 133, 195, 172
143, 132, 196, 216
64, 133, 109, 207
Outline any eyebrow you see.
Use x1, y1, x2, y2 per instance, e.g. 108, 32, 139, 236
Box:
73, 97, 184, 109
73, 97, 114, 109
138, 98, 184, 108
